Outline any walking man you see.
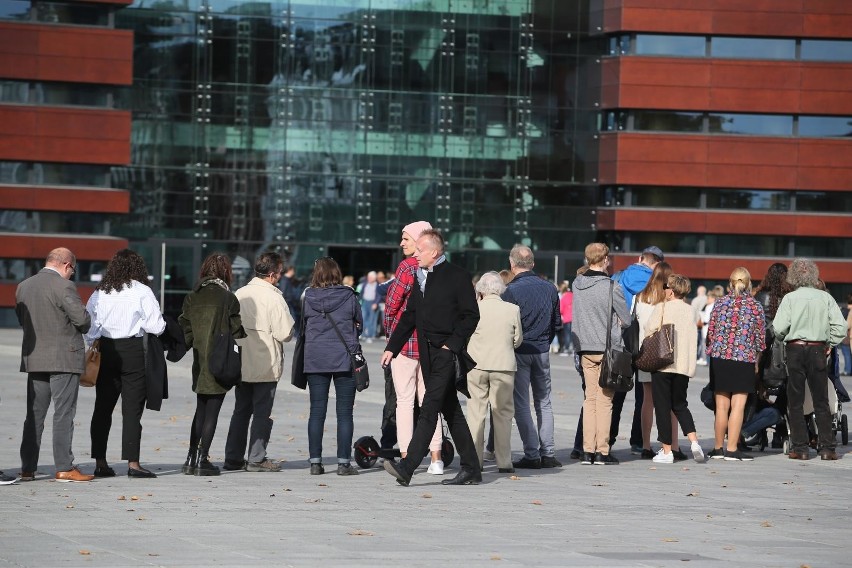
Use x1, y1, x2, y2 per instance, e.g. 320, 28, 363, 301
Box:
502, 245, 562, 469
224, 252, 295, 472
380, 229, 481, 486
16, 247, 94, 482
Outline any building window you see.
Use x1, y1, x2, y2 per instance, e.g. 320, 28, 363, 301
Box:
34, 1, 109, 26
711, 37, 795, 60
634, 34, 705, 57
705, 189, 792, 210
801, 40, 852, 62
0, 162, 111, 187
633, 110, 703, 132
0, 0, 30, 21
0, 80, 114, 108
798, 116, 852, 138
795, 191, 852, 212
707, 113, 793, 136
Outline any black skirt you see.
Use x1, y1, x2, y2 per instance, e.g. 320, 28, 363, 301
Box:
710, 357, 756, 394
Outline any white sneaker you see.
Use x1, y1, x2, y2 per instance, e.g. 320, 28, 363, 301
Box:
691, 441, 705, 462
652, 449, 674, 464
427, 460, 444, 475
696, 359, 708, 366
482, 450, 495, 462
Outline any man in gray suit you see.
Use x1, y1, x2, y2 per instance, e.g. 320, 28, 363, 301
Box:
16, 247, 94, 482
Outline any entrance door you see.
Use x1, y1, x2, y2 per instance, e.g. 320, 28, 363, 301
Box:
327, 246, 397, 283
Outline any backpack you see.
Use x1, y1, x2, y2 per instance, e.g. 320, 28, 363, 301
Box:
762, 337, 787, 389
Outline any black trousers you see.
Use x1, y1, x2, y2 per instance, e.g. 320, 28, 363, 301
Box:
786, 344, 835, 452
651, 372, 696, 445
398, 345, 478, 476
90, 336, 147, 462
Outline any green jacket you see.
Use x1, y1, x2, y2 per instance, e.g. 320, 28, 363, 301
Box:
179, 278, 246, 395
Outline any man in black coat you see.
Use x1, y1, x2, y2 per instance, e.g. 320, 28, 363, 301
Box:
380, 229, 481, 486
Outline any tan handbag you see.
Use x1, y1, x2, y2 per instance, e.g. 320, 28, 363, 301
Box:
635, 303, 675, 373
80, 340, 101, 387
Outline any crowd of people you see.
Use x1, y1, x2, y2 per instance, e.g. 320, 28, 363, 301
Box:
1, 233, 849, 485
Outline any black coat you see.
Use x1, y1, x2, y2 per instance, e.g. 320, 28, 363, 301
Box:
144, 315, 187, 411
386, 260, 479, 381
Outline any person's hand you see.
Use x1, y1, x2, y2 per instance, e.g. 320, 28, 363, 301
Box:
372, 304, 378, 311
441, 345, 450, 350
380, 351, 393, 368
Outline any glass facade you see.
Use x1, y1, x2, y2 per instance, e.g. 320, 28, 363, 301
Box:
110, 0, 600, 279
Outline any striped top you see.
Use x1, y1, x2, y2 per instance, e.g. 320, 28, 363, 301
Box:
85, 280, 166, 342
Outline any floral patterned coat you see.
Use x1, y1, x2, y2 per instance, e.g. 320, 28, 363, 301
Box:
705, 292, 766, 363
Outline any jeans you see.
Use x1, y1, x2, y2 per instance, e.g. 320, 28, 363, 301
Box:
838, 343, 851, 375
225, 381, 278, 464
513, 352, 555, 460
741, 407, 782, 439
21, 373, 79, 472
786, 344, 835, 452
361, 302, 378, 338
307, 373, 356, 464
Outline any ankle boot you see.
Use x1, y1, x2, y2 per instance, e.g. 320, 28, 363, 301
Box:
181, 447, 199, 475
195, 450, 220, 477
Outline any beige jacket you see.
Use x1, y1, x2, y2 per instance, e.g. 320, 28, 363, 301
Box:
467, 295, 523, 372
645, 298, 697, 378
235, 278, 295, 382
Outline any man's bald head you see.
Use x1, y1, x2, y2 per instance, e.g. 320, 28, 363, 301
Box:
45, 248, 76, 279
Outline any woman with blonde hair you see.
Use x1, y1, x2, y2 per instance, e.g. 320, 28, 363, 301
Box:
645, 274, 704, 463
705, 267, 766, 461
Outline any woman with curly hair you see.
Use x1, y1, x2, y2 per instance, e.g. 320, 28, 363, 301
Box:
178, 253, 246, 476
86, 249, 166, 478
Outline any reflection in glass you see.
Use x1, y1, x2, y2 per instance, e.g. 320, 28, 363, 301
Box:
706, 189, 791, 210
0, 162, 110, 187
801, 40, 852, 62
631, 186, 701, 208
0, 0, 30, 21
796, 191, 852, 212
707, 113, 792, 136
634, 110, 703, 132
705, 235, 790, 256
799, 116, 852, 138
712, 37, 794, 60
634, 34, 705, 57
35, 1, 108, 25
794, 237, 852, 259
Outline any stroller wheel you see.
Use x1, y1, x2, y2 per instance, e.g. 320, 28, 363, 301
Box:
441, 438, 455, 468
353, 436, 380, 469
842, 414, 848, 446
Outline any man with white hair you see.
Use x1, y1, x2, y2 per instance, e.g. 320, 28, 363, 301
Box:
502, 244, 562, 469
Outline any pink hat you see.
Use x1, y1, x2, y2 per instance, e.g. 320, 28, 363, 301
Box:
402, 221, 432, 240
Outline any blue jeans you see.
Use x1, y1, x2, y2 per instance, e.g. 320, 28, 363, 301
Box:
741, 407, 782, 439
307, 373, 356, 464
838, 343, 851, 375
513, 352, 555, 460
361, 302, 378, 338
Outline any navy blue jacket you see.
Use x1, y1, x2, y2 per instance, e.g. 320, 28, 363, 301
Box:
502, 271, 560, 355
303, 286, 363, 374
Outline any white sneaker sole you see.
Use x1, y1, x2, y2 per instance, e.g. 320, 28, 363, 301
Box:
692, 446, 705, 462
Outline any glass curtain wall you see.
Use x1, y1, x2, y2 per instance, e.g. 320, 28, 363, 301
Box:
113, 0, 597, 276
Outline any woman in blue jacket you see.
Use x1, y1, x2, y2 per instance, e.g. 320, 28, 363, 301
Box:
303, 257, 363, 476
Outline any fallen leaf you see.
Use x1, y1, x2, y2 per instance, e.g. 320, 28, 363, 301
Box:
531, 500, 542, 506
721, 484, 727, 488
723, 546, 735, 551
79, 550, 91, 555
422, 493, 432, 499
287, 436, 296, 442
117, 495, 126, 501
509, 475, 520, 480
662, 538, 679, 542
148, 553, 160, 557
592, 483, 607, 487
686, 491, 699, 497
169, 416, 178, 422
146, 493, 153, 497
761, 521, 773, 527
490, 555, 502, 560
649, 466, 657, 470
154, 447, 160, 452
681, 467, 690, 471
347, 529, 373, 536
318, 483, 327, 487
65, 504, 74, 509
269, 494, 275, 497
136, 516, 146, 521
131, 496, 139, 501
283, 488, 291, 492
706, 514, 712, 518
305, 498, 320, 503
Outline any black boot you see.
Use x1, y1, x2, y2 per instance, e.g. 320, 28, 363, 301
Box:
181, 447, 199, 475
195, 449, 220, 477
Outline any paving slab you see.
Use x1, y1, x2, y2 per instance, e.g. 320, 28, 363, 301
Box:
0, 328, 849, 567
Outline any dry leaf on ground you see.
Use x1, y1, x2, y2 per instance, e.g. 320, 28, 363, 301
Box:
79, 550, 91, 555
348, 529, 374, 536
422, 493, 432, 499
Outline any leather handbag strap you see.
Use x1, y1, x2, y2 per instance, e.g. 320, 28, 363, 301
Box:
319, 290, 357, 360
605, 280, 614, 352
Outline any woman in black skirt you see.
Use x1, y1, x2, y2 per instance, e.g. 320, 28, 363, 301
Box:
704, 267, 766, 461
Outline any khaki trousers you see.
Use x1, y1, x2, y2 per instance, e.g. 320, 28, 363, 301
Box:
581, 354, 614, 454
466, 368, 515, 470
391, 354, 442, 453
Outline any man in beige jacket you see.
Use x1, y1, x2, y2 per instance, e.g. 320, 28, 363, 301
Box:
224, 252, 295, 472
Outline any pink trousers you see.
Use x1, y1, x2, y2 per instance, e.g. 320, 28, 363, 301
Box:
391, 354, 442, 453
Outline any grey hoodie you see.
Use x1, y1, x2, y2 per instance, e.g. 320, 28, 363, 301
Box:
571, 270, 631, 353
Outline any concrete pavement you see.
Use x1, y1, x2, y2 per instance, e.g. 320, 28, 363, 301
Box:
0, 328, 849, 567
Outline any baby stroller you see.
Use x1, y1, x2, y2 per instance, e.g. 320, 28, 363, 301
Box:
802, 373, 850, 448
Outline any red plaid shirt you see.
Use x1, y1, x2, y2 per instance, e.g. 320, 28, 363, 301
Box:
384, 256, 420, 359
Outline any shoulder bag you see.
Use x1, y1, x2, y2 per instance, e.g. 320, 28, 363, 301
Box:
208, 304, 242, 389
322, 300, 369, 392
80, 339, 101, 387
762, 337, 788, 389
622, 298, 640, 358
291, 294, 307, 389
635, 301, 675, 373
599, 281, 635, 392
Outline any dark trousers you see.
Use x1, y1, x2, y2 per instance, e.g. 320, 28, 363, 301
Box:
21, 372, 79, 472
786, 344, 835, 452
380, 364, 398, 450
651, 372, 696, 445
90, 337, 147, 462
224, 382, 277, 465
194, 393, 226, 455
399, 346, 478, 476
307, 373, 356, 463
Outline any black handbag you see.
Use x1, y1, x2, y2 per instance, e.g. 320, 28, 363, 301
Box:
323, 302, 369, 392
290, 296, 307, 389
622, 299, 640, 358
208, 305, 242, 389
599, 281, 635, 392
762, 337, 788, 389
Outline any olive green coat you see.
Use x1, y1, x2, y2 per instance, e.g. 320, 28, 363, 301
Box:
178, 278, 246, 395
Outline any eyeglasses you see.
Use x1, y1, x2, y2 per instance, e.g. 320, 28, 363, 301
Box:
66, 262, 76, 276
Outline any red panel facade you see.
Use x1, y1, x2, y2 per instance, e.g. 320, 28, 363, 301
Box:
0, 106, 131, 165
0, 185, 130, 214
0, 23, 133, 85
0, 282, 96, 308
0, 234, 128, 261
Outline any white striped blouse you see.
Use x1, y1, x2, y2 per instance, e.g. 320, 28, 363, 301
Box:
85, 280, 166, 342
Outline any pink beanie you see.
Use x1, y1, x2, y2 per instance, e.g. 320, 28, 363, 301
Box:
402, 221, 432, 240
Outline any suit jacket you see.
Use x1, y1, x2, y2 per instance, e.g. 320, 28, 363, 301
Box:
16, 268, 91, 374
467, 295, 523, 372
386, 260, 480, 379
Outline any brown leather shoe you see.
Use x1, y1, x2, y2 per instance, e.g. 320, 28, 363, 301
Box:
788, 451, 810, 460
819, 450, 839, 461
55, 467, 94, 483
19, 472, 35, 482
